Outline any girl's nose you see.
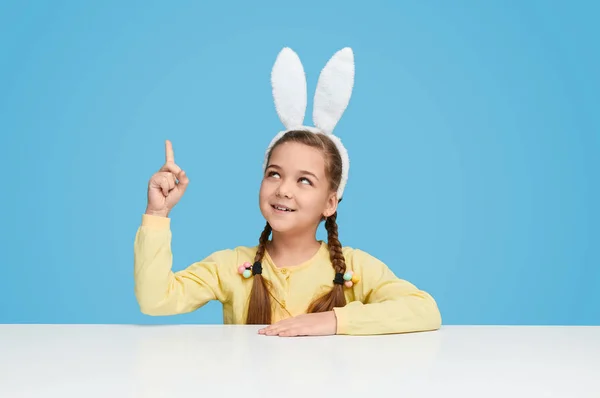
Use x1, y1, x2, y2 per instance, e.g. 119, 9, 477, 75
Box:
275, 182, 293, 199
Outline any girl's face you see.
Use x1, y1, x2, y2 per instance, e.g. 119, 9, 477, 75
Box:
259, 141, 338, 234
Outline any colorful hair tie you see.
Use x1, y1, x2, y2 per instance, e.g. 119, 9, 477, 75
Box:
237, 261, 262, 278
334, 271, 359, 288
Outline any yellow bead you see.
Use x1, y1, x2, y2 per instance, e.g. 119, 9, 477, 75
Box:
351, 275, 360, 284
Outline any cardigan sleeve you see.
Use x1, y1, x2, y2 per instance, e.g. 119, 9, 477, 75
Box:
133, 214, 233, 316
333, 249, 442, 335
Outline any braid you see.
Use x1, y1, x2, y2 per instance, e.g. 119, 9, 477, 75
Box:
254, 222, 272, 263
246, 222, 273, 324
324, 212, 346, 275
307, 211, 347, 313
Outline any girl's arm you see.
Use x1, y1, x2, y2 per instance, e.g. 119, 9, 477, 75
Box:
333, 249, 442, 335
133, 214, 231, 316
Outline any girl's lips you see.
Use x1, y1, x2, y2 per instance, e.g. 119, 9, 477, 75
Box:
271, 204, 296, 213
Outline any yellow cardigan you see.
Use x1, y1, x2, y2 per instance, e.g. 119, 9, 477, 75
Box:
134, 214, 442, 335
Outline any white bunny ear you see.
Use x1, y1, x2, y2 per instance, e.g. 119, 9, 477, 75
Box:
271, 47, 307, 129
313, 47, 355, 134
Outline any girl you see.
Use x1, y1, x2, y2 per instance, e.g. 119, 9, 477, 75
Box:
134, 47, 442, 337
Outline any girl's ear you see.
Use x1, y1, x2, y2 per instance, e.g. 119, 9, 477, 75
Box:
323, 192, 339, 218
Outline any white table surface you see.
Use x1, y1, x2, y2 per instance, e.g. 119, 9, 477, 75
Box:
0, 325, 598, 397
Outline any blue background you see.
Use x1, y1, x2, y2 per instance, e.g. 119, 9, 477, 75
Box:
0, 1, 598, 325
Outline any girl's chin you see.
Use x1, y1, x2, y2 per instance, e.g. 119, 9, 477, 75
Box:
266, 218, 296, 231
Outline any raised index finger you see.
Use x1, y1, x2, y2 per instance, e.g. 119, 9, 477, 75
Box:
165, 140, 175, 163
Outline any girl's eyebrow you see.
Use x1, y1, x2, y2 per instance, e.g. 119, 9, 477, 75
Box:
267, 164, 320, 181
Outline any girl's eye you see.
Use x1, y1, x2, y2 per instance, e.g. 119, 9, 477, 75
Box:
267, 171, 312, 185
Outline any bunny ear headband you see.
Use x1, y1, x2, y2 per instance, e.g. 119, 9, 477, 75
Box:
262, 47, 355, 200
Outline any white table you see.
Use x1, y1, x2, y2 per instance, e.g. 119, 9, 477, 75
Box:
0, 325, 598, 397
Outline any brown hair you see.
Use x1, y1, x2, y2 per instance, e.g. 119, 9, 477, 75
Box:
245, 130, 347, 324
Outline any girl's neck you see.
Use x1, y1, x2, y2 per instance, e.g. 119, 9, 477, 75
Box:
266, 231, 322, 268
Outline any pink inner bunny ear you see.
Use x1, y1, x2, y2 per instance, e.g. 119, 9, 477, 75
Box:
313, 47, 355, 134
271, 47, 307, 130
